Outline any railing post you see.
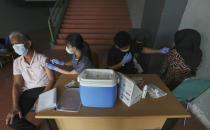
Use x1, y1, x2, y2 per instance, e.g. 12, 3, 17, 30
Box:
48, 0, 69, 46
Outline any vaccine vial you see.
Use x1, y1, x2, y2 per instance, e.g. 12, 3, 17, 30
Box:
141, 85, 148, 99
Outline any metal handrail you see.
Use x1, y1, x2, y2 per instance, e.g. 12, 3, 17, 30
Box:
48, 0, 68, 43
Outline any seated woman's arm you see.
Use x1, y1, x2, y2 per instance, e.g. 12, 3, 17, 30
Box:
57, 68, 78, 74
50, 59, 72, 67
64, 60, 73, 66
45, 62, 77, 74
57, 59, 92, 74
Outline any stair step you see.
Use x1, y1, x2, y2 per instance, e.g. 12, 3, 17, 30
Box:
69, 4, 126, 7
63, 19, 130, 24
71, 0, 123, 1
60, 28, 128, 33
64, 15, 129, 20
55, 44, 112, 50
56, 39, 113, 45
54, 0, 130, 51
70, 0, 124, 1
66, 10, 128, 13
58, 33, 115, 39
61, 24, 131, 29
70, 1, 125, 4
69, 0, 126, 6
68, 5, 127, 8
67, 8, 128, 12
65, 11, 129, 16
68, 7, 126, 10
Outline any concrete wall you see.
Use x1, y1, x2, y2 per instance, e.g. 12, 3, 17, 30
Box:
0, 0, 49, 37
154, 0, 188, 48
148, 0, 188, 72
141, 0, 165, 44
141, 0, 187, 72
126, 0, 145, 28
179, 0, 210, 79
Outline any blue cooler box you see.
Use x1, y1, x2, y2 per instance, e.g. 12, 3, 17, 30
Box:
77, 69, 119, 108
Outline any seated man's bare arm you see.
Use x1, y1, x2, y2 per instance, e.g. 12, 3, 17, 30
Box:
6, 75, 24, 125
43, 59, 55, 92
12, 75, 24, 109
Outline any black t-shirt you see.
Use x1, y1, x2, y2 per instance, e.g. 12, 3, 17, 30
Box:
107, 41, 143, 74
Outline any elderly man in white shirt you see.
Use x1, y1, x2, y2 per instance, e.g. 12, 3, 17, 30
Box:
5, 32, 55, 130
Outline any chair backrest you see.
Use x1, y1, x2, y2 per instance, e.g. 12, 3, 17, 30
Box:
0, 51, 15, 56
91, 51, 99, 68
5, 36, 11, 46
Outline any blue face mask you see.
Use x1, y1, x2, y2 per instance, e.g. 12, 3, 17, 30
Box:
13, 44, 28, 56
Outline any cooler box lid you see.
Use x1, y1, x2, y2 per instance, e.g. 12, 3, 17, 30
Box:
77, 69, 119, 87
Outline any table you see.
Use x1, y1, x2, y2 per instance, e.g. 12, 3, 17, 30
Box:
36, 74, 190, 130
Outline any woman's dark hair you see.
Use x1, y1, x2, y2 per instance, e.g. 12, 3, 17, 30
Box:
65, 33, 84, 50
114, 31, 131, 48
174, 29, 202, 72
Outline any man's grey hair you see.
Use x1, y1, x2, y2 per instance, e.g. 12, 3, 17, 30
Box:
9, 31, 29, 44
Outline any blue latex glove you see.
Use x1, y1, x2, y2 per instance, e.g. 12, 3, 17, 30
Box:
50, 59, 64, 65
160, 47, 170, 54
45, 62, 59, 71
121, 52, 132, 65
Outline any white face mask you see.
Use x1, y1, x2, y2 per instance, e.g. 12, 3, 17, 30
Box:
13, 44, 28, 56
66, 46, 73, 54
121, 46, 130, 52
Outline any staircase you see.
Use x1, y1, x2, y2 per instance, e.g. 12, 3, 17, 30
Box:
54, 0, 132, 50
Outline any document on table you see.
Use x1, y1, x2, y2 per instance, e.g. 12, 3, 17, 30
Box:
56, 88, 81, 112
36, 88, 57, 112
36, 88, 81, 112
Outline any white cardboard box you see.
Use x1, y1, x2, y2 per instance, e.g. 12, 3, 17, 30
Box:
118, 73, 142, 107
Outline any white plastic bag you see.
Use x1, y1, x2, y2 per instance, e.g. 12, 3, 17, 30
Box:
147, 83, 167, 98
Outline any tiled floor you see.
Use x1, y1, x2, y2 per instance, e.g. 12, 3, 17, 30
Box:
0, 62, 13, 130
0, 29, 207, 130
